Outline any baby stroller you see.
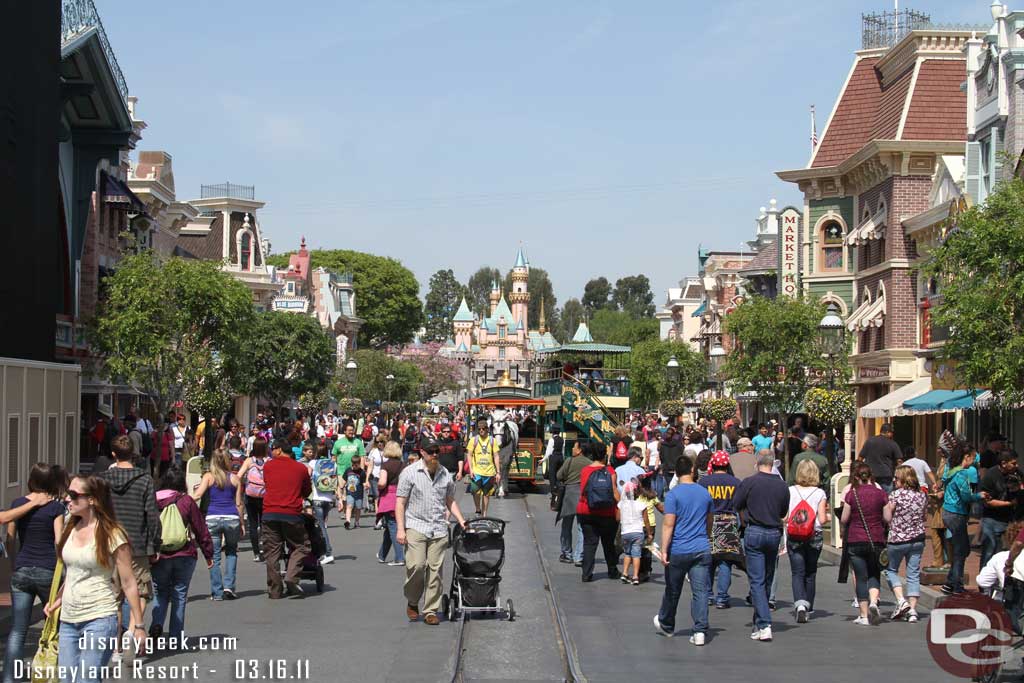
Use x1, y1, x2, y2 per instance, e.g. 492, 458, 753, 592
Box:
442, 517, 514, 622
281, 507, 326, 593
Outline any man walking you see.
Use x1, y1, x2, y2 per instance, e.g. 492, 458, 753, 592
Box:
396, 442, 467, 625
262, 438, 312, 598
859, 423, 902, 491
788, 434, 830, 487
653, 455, 713, 646
699, 451, 741, 609
733, 450, 790, 642
556, 440, 590, 566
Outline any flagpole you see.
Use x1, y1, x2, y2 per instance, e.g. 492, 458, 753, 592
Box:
810, 105, 818, 155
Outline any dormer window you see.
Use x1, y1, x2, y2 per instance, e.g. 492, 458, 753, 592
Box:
819, 220, 845, 271
240, 232, 252, 271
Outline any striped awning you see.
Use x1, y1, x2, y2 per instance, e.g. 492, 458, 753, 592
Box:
902, 389, 992, 415
859, 377, 932, 418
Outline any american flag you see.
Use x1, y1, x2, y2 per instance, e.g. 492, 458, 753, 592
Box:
810, 105, 819, 152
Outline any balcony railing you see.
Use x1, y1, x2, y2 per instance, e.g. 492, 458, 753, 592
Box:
200, 182, 255, 200
61, 0, 128, 103
534, 368, 631, 398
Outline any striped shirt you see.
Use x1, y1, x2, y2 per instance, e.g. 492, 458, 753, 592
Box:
396, 461, 456, 539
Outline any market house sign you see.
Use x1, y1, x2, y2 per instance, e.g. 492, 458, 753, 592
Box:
858, 366, 888, 380
777, 207, 802, 298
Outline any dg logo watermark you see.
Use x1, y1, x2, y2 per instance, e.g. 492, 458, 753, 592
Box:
927, 592, 1016, 678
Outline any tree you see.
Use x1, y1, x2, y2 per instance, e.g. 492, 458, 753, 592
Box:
423, 269, 466, 342
589, 309, 659, 346
232, 311, 336, 417
582, 277, 613, 313
558, 298, 585, 342
630, 339, 707, 410
346, 349, 424, 403
722, 296, 845, 471
613, 274, 655, 319
267, 249, 422, 348
465, 266, 502, 319
88, 251, 254, 417
502, 266, 557, 328
406, 353, 462, 399
922, 179, 1024, 407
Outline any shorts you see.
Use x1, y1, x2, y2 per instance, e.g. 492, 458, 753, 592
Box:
621, 532, 644, 558
469, 475, 495, 496
367, 475, 379, 499
345, 495, 364, 510
113, 554, 153, 600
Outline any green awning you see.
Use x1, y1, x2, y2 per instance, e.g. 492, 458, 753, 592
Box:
902, 389, 987, 415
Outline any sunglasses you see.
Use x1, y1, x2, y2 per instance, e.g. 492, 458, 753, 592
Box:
66, 490, 87, 501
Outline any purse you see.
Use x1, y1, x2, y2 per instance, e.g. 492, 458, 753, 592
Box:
852, 487, 888, 568
31, 560, 64, 683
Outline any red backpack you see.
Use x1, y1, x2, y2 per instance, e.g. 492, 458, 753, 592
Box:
361, 424, 374, 441
614, 440, 628, 461
786, 490, 817, 541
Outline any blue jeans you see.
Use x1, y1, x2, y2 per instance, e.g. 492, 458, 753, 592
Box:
150, 556, 197, 640
744, 525, 782, 629
3, 566, 54, 683
312, 500, 334, 556
942, 511, 970, 591
981, 518, 1009, 570
559, 514, 583, 562
207, 516, 240, 597
379, 512, 405, 563
705, 559, 732, 606
57, 614, 117, 683
886, 540, 925, 598
788, 539, 821, 611
657, 550, 711, 634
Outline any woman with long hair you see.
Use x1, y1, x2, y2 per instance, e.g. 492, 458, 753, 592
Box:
237, 436, 269, 562
192, 449, 244, 600
940, 442, 987, 595
841, 462, 889, 625
375, 442, 405, 566
150, 466, 214, 643
884, 465, 927, 622
48, 476, 144, 682
787, 459, 830, 623
2, 464, 65, 683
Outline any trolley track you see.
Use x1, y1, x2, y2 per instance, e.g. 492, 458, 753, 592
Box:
449, 494, 584, 683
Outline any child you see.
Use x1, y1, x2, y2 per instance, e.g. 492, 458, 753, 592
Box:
636, 477, 664, 579
342, 456, 367, 529
618, 480, 653, 585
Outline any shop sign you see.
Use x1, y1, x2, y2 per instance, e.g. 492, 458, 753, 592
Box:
858, 366, 888, 380
777, 208, 801, 298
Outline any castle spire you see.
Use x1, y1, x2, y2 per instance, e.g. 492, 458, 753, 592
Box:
538, 294, 547, 334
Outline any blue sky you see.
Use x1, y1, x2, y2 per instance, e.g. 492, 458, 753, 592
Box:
101, 0, 985, 313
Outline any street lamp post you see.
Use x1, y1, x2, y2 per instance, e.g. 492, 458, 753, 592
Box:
708, 338, 726, 449
385, 373, 395, 403
817, 302, 846, 474
665, 354, 680, 426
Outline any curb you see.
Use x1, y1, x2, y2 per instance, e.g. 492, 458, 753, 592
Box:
819, 545, 943, 610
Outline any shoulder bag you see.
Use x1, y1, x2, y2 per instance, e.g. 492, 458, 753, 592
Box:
852, 486, 888, 569
31, 560, 64, 683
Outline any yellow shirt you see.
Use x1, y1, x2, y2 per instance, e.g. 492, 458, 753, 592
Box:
639, 494, 660, 528
60, 528, 127, 623
468, 436, 498, 477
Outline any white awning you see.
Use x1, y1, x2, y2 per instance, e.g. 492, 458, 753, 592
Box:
847, 209, 887, 246
859, 377, 932, 418
847, 293, 885, 331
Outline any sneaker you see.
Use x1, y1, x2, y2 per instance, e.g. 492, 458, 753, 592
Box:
559, 555, 572, 564
652, 615, 674, 637
868, 603, 881, 625
689, 632, 705, 646
388, 560, 404, 567
891, 599, 910, 621
632, 578, 640, 586
374, 521, 383, 530
940, 584, 954, 595
907, 610, 919, 624
210, 595, 223, 602
344, 521, 351, 530
253, 554, 263, 563
768, 600, 777, 611
620, 574, 630, 584
851, 598, 860, 608
319, 555, 335, 566
745, 595, 753, 606
853, 616, 870, 626
222, 589, 237, 600
750, 626, 772, 641
376, 553, 386, 564
796, 605, 808, 623
573, 560, 583, 567
284, 581, 304, 598
714, 602, 730, 609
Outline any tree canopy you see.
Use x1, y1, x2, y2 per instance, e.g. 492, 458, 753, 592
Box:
613, 274, 656, 319
88, 251, 254, 416
423, 269, 466, 342
465, 266, 502, 318
921, 179, 1024, 406
405, 353, 463, 399
588, 308, 659, 346
630, 339, 707, 410
582, 277, 613, 313
342, 349, 424, 403
267, 249, 422, 349
558, 298, 585, 342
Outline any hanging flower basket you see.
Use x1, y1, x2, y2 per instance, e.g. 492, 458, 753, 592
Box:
804, 386, 856, 427
381, 401, 402, 415
700, 396, 738, 423
336, 397, 363, 415
659, 399, 688, 417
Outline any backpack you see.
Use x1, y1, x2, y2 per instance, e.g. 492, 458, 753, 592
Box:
159, 494, 191, 553
139, 427, 154, 458
245, 457, 266, 498
584, 467, 616, 510
614, 439, 628, 461
313, 458, 339, 493
786, 490, 817, 542
361, 424, 374, 441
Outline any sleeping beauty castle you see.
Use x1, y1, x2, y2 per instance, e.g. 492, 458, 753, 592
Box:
442, 248, 558, 390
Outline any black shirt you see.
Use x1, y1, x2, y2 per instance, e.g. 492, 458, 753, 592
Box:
660, 439, 684, 477
859, 435, 902, 481
732, 472, 790, 529
437, 438, 464, 475
980, 449, 1001, 470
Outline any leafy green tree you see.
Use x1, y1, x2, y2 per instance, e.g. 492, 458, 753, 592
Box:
267, 249, 422, 348
558, 298, 585, 342
232, 311, 336, 417
88, 251, 254, 416
722, 296, 844, 470
346, 349, 424, 403
465, 266, 502, 318
502, 266, 557, 327
630, 339, 707, 410
921, 179, 1024, 407
582, 277, 613, 313
613, 274, 655, 319
423, 269, 466, 342
589, 309, 659, 346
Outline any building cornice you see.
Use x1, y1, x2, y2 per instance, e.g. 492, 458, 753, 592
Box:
854, 258, 913, 281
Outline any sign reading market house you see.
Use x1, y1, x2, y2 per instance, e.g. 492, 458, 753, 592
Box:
777, 207, 801, 298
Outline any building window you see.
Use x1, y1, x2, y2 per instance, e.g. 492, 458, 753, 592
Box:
499, 347, 506, 360
240, 231, 252, 271
287, 281, 294, 294
980, 137, 992, 202
499, 327, 506, 339
820, 220, 844, 270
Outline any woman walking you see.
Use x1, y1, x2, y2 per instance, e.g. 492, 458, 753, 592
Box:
786, 459, 829, 623
577, 442, 621, 582
151, 467, 214, 643
940, 442, 987, 595
841, 462, 889, 625
2, 464, 65, 683
238, 436, 269, 562
884, 465, 927, 622
48, 476, 144, 683
375, 442, 405, 566
192, 449, 244, 600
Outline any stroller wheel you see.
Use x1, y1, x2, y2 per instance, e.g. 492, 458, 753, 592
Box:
506, 599, 515, 622
315, 566, 325, 593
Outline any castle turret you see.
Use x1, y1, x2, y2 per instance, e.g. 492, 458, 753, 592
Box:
509, 247, 530, 335
489, 278, 500, 317
452, 297, 475, 354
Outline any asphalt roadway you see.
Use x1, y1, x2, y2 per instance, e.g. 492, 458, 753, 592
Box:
0, 487, 1007, 682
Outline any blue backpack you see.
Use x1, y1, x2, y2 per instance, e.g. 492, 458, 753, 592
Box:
584, 467, 615, 510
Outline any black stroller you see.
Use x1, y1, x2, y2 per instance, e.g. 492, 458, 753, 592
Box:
280, 507, 326, 593
442, 517, 514, 621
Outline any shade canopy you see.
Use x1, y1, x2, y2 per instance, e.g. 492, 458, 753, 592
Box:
859, 377, 932, 418
902, 389, 990, 415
